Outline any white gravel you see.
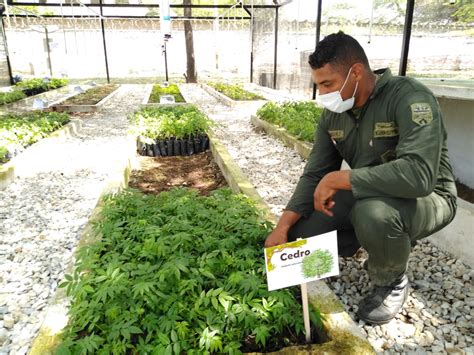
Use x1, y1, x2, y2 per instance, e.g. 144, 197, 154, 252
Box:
180, 83, 474, 354
0, 84, 147, 355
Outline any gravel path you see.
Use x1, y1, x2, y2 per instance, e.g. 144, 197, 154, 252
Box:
0, 84, 147, 355
180, 83, 474, 354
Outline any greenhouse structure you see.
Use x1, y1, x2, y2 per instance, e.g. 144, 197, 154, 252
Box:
0, 0, 473, 354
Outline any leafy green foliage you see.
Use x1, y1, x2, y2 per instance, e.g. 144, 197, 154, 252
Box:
208, 82, 265, 101
0, 78, 68, 106
0, 90, 27, 105
58, 188, 324, 354
256, 101, 324, 143
130, 105, 213, 140
0, 112, 70, 164
149, 84, 185, 103
301, 249, 334, 278
15, 77, 68, 93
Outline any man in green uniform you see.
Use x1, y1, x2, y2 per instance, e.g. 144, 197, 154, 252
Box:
264, 32, 457, 324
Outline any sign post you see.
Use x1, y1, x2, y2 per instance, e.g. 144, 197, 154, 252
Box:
264, 231, 339, 343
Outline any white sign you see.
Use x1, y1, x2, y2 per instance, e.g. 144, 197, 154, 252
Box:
160, 0, 171, 39
264, 231, 339, 291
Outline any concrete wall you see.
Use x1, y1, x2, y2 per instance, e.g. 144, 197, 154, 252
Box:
426, 85, 474, 188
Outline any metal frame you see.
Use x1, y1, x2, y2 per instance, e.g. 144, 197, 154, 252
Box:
2, 1, 277, 83
1, 0, 416, 91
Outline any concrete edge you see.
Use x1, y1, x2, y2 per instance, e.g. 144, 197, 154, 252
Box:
28, 135, 136, 355
141, 84, 153, 105
52, 85, 121, 113
208, 130, 374, 354
0, 86, 69, 112
0, 119, 84, 190
250, 115, 312, 159
200, 82, 236, 107
200, 83, 266, 108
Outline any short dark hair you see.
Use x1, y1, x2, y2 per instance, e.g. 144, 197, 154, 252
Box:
308, 31, 370, 71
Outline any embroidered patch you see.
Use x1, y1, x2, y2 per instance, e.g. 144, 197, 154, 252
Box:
328, 130, 344, 139
410, 103, 433, 125
374, 122, 399, 138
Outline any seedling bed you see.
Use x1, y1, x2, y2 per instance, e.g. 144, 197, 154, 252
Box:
201, 82, 266, 107
129, 151, 226, 196
0, 78, 68, 106
142, 83, 187, 107
53, 84, 120, 112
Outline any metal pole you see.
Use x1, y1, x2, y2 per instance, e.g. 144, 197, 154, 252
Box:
250, 4, 254, 83
273, 6, 278, 89
0, 16, 14, 85
312, 0, 322, 100
368, 0, 375, 44
99, 0, 110, 83
45, 27, 53, 76
399, 0, 415, 76
164, 40, 168, 82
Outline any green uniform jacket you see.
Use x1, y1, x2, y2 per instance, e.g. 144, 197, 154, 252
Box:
286, 68, 457, 218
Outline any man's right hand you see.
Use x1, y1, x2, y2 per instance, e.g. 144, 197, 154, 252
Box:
264, 227, 289, 248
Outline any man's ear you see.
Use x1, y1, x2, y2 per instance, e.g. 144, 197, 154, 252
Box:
352, 63, 365, 81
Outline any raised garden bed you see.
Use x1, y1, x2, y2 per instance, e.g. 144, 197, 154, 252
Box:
29, 123, 373, 354
202, 82, 266, 107
131, 105, 212, 157
0, 112, 81, 189
0, 78, 68, 106
53, 84, 120, 113
256, 101, 323, 144
141, 83, 187, 107
0, 111, 70, 164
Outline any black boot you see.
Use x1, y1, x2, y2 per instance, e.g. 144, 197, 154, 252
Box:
357, 274, 409, 325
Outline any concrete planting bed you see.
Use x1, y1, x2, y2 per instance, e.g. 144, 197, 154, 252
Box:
0, 119, 83, 190
200, 83, 267, 108
29, 127, 374, 354
52, 85, 121, 113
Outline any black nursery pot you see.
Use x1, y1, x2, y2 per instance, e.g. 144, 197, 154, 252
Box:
146, 144, 154, 157
201, 135, 209, 151
193, 137, 202, 154
187, 137, 194, 155
173, 139, 181, 156
159, 140, 167, 156
166, 138, 174, 156
180, 139, 187, 156
152, 142, 161, 157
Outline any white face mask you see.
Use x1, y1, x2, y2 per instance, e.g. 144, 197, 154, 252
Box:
316, 67, 359, 113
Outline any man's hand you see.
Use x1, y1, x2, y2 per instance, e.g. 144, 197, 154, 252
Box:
264, 227, 288, 248
314, 170, 352, 217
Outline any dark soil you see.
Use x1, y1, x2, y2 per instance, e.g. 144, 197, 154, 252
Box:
456, 180, 474, 203
61, 84, 118, 105
129, 151, 227, 195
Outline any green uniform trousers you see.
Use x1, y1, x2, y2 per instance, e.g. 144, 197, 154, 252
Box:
288, 191, 456, 286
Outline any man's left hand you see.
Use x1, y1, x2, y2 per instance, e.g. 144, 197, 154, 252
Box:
314, 170, 352, 217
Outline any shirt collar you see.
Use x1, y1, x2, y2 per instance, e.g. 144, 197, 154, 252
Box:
370, 68, 392, 99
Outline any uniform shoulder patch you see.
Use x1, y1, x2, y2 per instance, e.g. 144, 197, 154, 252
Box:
328, 130, 344, 139
410, 102, 433, 125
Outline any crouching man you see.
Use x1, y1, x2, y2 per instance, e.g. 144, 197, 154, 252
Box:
264, 32, 457, 324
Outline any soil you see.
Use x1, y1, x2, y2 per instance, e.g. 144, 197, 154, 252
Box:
61, 84, 119, 105
456, 179, 474, 203
129, 151, 227, 195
